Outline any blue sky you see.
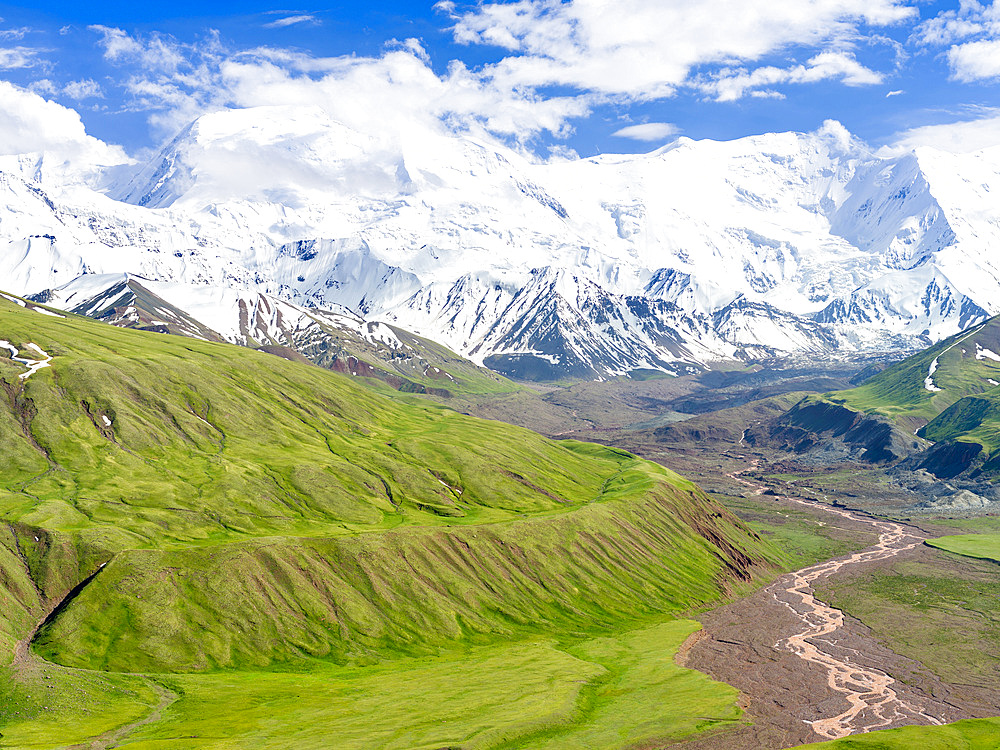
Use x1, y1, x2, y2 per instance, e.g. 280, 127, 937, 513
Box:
1, 0, 1000, 159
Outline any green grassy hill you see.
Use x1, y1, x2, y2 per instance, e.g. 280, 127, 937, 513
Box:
825, 316, 1000, 427
0, 292, 776, 748
795, 316, 1000, 476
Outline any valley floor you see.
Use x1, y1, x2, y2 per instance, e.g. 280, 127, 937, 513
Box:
631, 441, 1000, 750
3, 617, 741, 750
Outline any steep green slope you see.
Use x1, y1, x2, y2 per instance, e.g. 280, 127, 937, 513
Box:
823, 316, 1000, 428
34, 473, 755, 673
0, 297, 637, 549
0, 293, 774, 747
792, 316, 1000, 475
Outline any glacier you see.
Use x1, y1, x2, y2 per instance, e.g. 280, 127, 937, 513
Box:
2, 106, 999, 380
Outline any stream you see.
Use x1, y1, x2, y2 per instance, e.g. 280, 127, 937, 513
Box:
728, 468, 944, 740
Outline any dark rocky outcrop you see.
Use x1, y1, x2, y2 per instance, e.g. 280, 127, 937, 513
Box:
746, 399, 926, 464
893, 439, 987, 480
917, 440, 984, 479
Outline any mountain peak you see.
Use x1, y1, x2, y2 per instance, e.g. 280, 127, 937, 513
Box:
5, 109, 1000, 380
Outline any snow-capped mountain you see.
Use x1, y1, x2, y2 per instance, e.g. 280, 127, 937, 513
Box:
4, 106, 1000, 380
29, 272, 506, 394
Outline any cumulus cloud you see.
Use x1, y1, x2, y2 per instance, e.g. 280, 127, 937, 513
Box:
916, 1, 1000, 81
891, 110, 1000, 153
948, 38, 1000, 81
80, 0, 919, 160
87, 26, 591, 149
62, 79, 104, 100
611, 122, 679, 141
0, 81, 127, 179
452, 0, 913, 100
0, 45, 43, 69
697, 51, 883, 101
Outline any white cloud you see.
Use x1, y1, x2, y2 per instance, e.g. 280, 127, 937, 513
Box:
814, 118, 859, 152
0, 26, 30, 41
72, 1, 921, 160
0, 81, 127, 179
948, 38, 1000, 81
89, 25, 187, 73
916, 1, 1000, 81
27, 78, 59, 96
27, 78, 102, 100
611, 122, 679, 141
697, 51, 883, 101
62, 79, 104, 100
891, 110, 1000, 153
86, 27, 591, 151
0, 45, 43, 69
886, 89, 903, 96
263, 15, 319, 29
452, 0, 915, 100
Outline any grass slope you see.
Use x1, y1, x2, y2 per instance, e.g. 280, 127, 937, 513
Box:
793, 717, 1000, 750
819, 317, 1000, 426
3, 620, 743, 750
0, 294, 773, 748
800, 316, 1000, 471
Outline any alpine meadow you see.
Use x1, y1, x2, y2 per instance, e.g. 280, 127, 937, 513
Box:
4, 1, 1000, 748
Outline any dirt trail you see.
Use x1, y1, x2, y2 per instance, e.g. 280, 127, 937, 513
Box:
75, 680, 178, 750
11, 561, 179, 750
719, 466, 946, 742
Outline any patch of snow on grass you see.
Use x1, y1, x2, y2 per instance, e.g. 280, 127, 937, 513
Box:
924, 357, 942, 392
0, 293, 25, 307
101, 415, 112, 427
0, 339, 52, 380
16, 343, 52, 380
976, 343, 1000, 362
989, 379, 999, 386
32, 306, 64, 317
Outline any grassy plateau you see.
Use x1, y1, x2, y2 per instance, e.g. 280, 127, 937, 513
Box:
927, 533, 1000, 564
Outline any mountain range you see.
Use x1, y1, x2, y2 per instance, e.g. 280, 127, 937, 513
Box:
3, 109, 1000, 379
